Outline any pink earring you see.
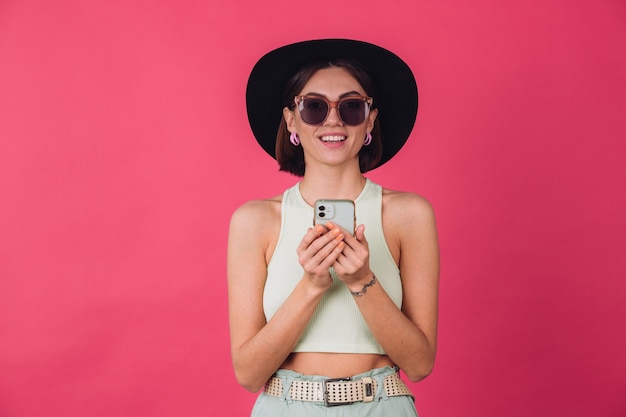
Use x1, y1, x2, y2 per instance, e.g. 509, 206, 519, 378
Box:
290, 132, 300, 146
363, 132, 372, 146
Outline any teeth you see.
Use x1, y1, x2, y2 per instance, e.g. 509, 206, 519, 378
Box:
320, 135, 346, 142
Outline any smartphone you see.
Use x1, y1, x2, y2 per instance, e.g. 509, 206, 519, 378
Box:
314, 199, 356, 235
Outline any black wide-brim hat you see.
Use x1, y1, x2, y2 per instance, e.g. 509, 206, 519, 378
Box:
246, 39, 418, 169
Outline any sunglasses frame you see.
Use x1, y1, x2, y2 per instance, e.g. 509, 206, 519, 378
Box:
294, 95, 373, 126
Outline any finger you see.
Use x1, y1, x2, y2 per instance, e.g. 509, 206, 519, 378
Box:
298, 224, 327, 252
326, 221, 354, 235
303, 234, 345, 271
333, 251, 359, 274
355, 224, 366, 242
312, 228, 344, 259
299, 227, 343, 262
341, 225, 367, 251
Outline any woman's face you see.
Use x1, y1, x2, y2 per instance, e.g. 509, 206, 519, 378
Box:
284, 66, 378, 170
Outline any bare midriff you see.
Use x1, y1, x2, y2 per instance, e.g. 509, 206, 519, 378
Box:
280, 352, 396, 378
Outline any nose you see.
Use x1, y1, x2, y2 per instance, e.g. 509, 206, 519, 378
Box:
324, 104, 343, 126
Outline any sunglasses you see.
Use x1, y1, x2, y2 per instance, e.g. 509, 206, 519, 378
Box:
295, 95, 373, 126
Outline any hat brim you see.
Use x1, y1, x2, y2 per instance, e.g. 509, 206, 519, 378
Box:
246, 38, 418, 169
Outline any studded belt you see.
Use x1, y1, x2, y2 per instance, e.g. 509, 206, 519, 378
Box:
264, 371, 413, 406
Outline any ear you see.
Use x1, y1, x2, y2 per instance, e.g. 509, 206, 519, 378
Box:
283, 106, 296, 132
366, 108, 378, 132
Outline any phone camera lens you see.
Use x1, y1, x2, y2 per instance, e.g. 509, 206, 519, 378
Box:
319, 205, 326, 211
319, 212, 326, 218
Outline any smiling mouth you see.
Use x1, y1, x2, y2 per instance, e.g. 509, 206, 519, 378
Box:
320, 135, 347, 143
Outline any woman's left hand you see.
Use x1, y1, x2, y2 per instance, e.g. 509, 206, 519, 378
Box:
326, 223, 373, 291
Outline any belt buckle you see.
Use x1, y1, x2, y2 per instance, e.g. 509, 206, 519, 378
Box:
322, 377, 352, 407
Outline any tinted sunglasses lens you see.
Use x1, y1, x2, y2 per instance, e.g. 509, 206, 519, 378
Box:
339, 99, 367, 125
300, 98, 328, 124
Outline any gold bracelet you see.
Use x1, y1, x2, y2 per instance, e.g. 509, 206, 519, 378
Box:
350, 274, 377, 297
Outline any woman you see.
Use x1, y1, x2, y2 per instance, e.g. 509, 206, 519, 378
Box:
228, 39, 439, 416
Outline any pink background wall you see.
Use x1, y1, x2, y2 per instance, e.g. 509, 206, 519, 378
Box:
1, 1, 625, 416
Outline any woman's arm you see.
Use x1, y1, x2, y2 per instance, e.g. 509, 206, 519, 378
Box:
331, 192, 439, 381
227, 200, 345, 392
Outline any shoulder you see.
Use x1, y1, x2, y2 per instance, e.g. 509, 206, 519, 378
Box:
229, 194, 283, 231
382, 188, 436, 224
228, 194, 284, 263
380, 187, 437, 251
381, 188, 439, 273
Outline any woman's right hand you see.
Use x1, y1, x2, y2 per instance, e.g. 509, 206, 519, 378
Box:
297, 224, 345, 289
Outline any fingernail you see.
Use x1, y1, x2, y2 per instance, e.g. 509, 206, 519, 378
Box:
335, 233, 344, 241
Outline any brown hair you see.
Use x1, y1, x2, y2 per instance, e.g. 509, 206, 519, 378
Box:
275, 59, 382, 177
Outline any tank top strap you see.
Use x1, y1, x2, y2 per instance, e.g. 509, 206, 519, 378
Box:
354, 179, 382, 227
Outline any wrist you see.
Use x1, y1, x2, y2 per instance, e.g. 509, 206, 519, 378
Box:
349, 274, 377, 297
301, 273, 332, 297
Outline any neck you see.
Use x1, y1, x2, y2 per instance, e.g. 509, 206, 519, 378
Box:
299, 164, 366, 205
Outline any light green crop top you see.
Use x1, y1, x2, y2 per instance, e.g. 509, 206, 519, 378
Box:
263, 179, 402, 354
